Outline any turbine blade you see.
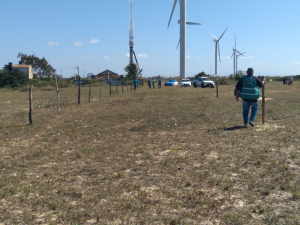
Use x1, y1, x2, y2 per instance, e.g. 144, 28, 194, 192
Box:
230, 51, 235, 59
186, 22, 201, 25
176, 38, 180, 50
218, 42, 221, 63
218, 27, 228, 40
168, 0, 178, 28
236, 50, 245, 56
210, 33, 218, 41
234, 34, 236, 49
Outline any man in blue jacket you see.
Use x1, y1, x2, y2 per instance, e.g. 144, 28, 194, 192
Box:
235, 68, 265, 127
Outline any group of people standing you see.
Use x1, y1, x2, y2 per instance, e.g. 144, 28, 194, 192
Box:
148, 78, 162, 89
283, 76, 294, 85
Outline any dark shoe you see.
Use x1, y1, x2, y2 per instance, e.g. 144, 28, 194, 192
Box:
244, 124, 248, 128
249, 121, 255, 127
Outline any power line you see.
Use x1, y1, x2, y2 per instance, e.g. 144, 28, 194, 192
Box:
57, 67, 77, 70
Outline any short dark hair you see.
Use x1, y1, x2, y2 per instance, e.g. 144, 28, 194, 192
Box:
247, 67, 254, 72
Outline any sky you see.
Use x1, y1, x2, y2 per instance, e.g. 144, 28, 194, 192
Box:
1, 0, 299, 78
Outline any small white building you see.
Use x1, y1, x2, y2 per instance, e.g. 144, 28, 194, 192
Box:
12, 64, 33, 79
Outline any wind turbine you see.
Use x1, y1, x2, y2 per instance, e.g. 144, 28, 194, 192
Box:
230, 35, 237, 76
168, 0, 187, 78
176, 20, 201, 49
210, 28, 227, 77
210, 27, 227, 98
235, 51, 245, 76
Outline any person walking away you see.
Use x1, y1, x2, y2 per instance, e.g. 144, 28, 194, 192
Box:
148, 78, 151, 89
158, 78, 162, 88
152, 79, 156, 89
235, 67, 265, 127
133, 78, 138, 90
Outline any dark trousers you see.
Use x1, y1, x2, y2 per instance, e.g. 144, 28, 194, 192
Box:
158, 83, 161, 88
134, 84, 137, 90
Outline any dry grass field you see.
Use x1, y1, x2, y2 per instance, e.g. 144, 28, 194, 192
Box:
0, 80, 299, 224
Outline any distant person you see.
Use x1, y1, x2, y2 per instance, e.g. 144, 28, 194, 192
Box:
152, 79, 156, 89
235, 67, 265, 127
148, 78, 151, 89
283, 78, 287, 85
158, 78, 162, 88
133, 78, 138, 90
289, 75, 293, 85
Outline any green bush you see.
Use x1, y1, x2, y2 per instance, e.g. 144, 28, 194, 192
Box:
218, 77, 231, 85
0, 70, 29, 88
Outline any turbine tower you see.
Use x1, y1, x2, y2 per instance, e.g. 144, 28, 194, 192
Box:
235, 51, 245, 75
210, 27, 227, 98
210, 27, 227, 77
168, 0, 187, 78
129, 0, 134, 64
231, 35, 245, 76
230, 35, 237, 76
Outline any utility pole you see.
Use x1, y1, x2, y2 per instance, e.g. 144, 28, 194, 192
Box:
77, 66, 80, 80
129, 0, 134, 64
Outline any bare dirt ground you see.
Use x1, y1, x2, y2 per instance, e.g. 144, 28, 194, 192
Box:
0, 81, 299, 224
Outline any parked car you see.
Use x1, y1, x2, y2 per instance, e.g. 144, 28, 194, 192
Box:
165, 79, 178, 86
180, 79, 191, 87
192, 77, 214, 88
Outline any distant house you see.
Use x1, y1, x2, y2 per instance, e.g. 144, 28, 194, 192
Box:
96, 70, 120, 79
12, 64, 33, 79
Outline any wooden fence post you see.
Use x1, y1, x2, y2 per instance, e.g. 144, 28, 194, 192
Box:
54, 75, 60, 112
78, 76, 81, 104
116, 83, 117, 93
216, 80, 219, 98
262, 76, 265, 124
110, 80, 112, 94
89, 78, 91, 102
100, 82, 101, 100
131, 82, 132, 91
29, 84, 33, 125
106, 82, 107, 97
122, 82, 123, 93
127, 81, 128, 91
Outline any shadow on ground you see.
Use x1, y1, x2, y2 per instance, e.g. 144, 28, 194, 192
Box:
208, 125, 247, 133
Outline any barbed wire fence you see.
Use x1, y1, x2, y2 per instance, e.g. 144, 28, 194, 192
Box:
28, 78, 144, 125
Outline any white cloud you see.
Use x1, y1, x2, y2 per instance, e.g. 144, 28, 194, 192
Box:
104, 56, 116, 60
47, 41, 59, 45
74, 42, 83, 46
79, 55, 86, 59
125, 53, 147, 58
195, 57, 199, 60
89, 38, 100, 44
241, 56, 254, 60
136, 54, 148, 58
134, 38, 139, 42
60, 60, 67, 63
293, 62, 300, 64
186, 55, 191, 59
